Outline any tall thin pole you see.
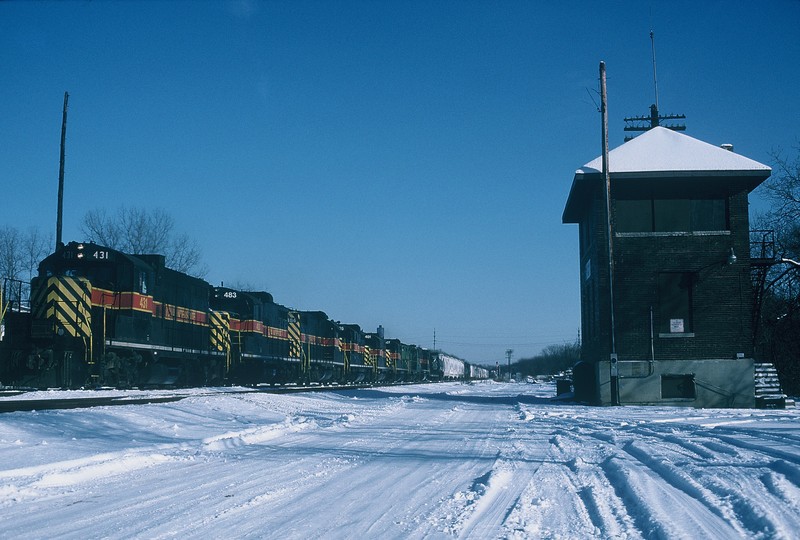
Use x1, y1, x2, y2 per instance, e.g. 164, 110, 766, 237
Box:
650, 30, 659, 113
600, 62, 619, 405
56, 91, 69, 251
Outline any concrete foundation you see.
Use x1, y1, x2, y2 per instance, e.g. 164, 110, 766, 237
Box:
595, 358, 755, 408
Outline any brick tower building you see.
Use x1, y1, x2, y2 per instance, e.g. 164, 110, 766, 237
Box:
563, 127, 771, 407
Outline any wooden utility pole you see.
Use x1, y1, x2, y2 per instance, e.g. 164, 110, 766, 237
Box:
56, 91, 69, 251
600, 62, 620, 405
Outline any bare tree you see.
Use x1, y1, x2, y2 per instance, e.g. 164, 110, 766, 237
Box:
754, 145, 800, 394
0, 226, 51, 281
761, 146, 800, 278
169, 232, 207, 278
764, 146, 800, 232
23, 227, 51, 280
82, 208, 121, 249
0, 226, 22, 283
80, 207, 206, 277
0, 225, 51, 307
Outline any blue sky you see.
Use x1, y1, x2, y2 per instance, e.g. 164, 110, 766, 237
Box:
2, 1, 799, 365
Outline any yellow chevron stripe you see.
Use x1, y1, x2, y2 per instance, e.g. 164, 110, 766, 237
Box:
364, 345, 373, 367
36, 277, 92, 340
288, 311, 301, 358
209, 311, 231, 352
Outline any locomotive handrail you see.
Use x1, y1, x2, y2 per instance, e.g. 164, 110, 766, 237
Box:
3, 241, 490, 389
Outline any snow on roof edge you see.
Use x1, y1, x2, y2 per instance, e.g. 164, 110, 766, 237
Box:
577, 127, 771, 176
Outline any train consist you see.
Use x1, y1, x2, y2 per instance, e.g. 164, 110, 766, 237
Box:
0, 241, 489, 389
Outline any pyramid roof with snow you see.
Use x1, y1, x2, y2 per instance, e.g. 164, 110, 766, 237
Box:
562, 126, 771, 223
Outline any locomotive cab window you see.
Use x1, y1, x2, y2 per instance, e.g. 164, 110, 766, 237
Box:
138, 272, 148, 294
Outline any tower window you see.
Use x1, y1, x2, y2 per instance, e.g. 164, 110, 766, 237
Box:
615, 198, 728, 232
658, 272, 694, 334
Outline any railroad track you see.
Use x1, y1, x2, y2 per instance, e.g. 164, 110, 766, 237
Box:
0, 380, 437, 413
0, 394, 188, 413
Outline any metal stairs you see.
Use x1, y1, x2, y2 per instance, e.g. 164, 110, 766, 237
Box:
754, 363, 793, 409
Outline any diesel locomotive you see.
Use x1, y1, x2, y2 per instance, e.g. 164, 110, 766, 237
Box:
0, 241, 488, 389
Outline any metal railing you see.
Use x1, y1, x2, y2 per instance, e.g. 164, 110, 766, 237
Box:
750, 230, 776, 262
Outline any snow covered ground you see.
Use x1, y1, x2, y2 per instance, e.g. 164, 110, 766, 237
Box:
0, 381, 799, 539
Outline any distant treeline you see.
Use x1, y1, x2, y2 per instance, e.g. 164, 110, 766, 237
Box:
512, 342, 581, 377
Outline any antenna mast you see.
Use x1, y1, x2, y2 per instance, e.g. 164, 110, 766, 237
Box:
56, 91, 69, 250
623, 31, 685, 141
650, 30, 659, 112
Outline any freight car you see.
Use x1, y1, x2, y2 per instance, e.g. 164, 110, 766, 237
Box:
427, 353, 490, 381
0, 241, 478, 389
430, 352, 465, 380
468, 363, 490, 380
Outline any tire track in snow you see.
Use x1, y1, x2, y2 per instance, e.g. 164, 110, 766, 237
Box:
0, 449, 180, 507
486, 407, 637, 539
599, 420, 800, 538
510, 410, 655, 539
588, 417, 800, 538
3, 384, 798, 539
365, 399, 548, 539
392, 405, 520, 538
445, 462, 516, 538
559, 437, 640, 539
511, 426, 641, 539
0, 393, 410, 539
0, 413, 323, 507
142, 393, 452, 538
617, 439, 751, 538
761, 462, 800, 512
712, 430, 800, 465
514, 404, 790, 539
163, 401, 416, 537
